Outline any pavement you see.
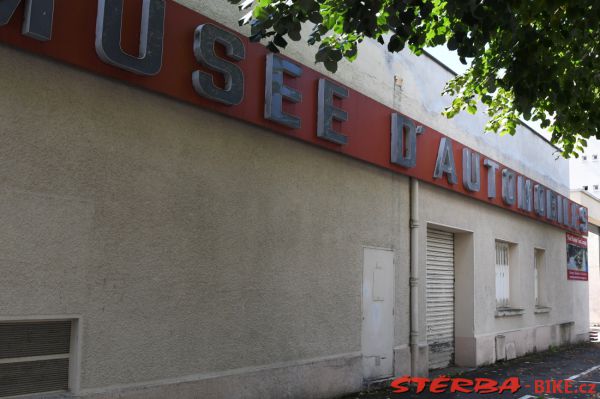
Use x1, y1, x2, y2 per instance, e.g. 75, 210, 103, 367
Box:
341, 343, 600, 399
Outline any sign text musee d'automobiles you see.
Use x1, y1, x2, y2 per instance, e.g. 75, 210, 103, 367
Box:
0, 0, 588, 234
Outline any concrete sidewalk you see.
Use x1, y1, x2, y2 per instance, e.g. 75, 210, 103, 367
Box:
341, 343, 600, 399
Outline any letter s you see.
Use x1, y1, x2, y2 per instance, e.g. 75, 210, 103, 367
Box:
192, 23, 245, 105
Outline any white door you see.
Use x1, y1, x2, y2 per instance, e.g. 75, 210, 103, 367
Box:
426, 228, 455, 369
361, 247, 394, 379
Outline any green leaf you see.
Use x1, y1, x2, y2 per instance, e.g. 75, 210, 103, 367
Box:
273, 34, 288, 48
324, 58, 338, 72
447, 36, 458, 51
388, 35, 405, 52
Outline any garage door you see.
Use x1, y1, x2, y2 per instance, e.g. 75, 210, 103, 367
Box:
426, 228, 455, 370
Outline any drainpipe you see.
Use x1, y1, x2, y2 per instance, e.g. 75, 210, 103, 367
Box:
410, 177, 420, 376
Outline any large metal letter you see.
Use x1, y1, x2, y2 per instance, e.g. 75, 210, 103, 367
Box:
96, 0, 165, 76
391, 114, 422, 169
193, 23, 245, 105
534, 184, 546, 217
501, 169, 516, 205
317, 79, 348, 145
571, 203, 579, 230
0, 0, 53, 41
545, 190, 558, 221
433, 138, 457, 184
517, 176, 532, 212
483, 159, 499, 199
265, 54, 302, 128
563, 198, 571, 227
462, 148, 480, 192
579, 207, 588, 233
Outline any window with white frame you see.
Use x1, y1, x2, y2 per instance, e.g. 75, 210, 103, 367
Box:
495, 241, 510, 307
534, 249, 545, 306
534, 252, 539, 305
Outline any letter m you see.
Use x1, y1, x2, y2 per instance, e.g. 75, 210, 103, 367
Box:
0, 0, 53, 41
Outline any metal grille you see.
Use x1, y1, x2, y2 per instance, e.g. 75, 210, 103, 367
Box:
495, 242, 510, 307
0, 321, 71, 397
0, 359, 69, 397
426, 228, 455, 370
0, 321, 71, 359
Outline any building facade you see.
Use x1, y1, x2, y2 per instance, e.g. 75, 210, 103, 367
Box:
570, 138, 600, 195
0, 1, 590, 398
567, 137, 600, 340
570, 190, 600, 340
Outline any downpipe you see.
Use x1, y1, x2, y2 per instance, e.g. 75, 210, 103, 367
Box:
409, 178, 420, 376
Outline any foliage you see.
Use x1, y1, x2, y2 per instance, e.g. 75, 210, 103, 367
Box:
227, 0, 600, 157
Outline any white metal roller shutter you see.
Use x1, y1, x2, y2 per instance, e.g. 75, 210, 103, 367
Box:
426, 228, 455, 370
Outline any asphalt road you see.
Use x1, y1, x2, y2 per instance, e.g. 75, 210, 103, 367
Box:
341, 343, 600, 399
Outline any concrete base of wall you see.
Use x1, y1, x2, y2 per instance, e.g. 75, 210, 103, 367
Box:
455, 336, 477, 367
78, 353, 363, 399
415, 343, 429, 377
475, 322, 580, 366
575, 333, 590, 343
393, 345, 411, 377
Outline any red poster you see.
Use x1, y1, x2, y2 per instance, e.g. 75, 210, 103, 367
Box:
567, 233, 588, 281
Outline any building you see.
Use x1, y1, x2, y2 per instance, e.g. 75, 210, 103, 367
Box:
568, 138, 600, 341
0, 1, 590, 398
570, 190, 600, 341
570, 138, 600, 195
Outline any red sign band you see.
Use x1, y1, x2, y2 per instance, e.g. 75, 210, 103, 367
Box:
0, 0, 587, 234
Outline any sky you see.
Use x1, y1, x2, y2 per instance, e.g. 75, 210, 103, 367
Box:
425, 46, 469, 74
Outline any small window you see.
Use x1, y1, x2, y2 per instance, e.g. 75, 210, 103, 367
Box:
594, 185, 599, 191
534, 249, 545, 306
583, 155, 588, 160
0, 320, 73, 397
593, 154, 598, 161
584, 186, 589, 191
495, 241, 510, 307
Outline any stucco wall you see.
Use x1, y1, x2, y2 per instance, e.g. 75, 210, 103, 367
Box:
182, 0, 569, 196
0, 44, 410, 394
418, 183, 589, 366
0, 2, 584, 397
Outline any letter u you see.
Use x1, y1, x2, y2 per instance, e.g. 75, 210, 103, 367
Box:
95, 0, 166, 76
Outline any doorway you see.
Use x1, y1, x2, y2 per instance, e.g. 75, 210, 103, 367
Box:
361, 247, 394, 379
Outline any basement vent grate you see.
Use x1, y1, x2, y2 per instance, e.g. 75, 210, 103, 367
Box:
591, 327, 600, 343
0, 320, 72, 397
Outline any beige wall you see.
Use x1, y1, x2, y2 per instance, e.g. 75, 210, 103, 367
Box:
0, 45, 410, 396
419, 183, 589, 366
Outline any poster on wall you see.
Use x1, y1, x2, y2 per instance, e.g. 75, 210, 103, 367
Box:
567, 233, 588, 281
